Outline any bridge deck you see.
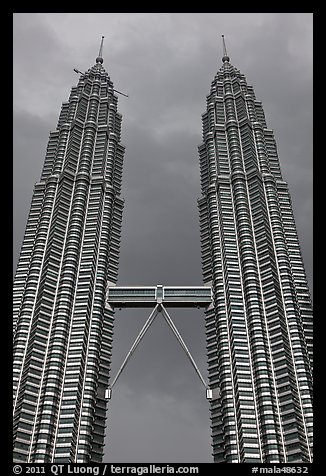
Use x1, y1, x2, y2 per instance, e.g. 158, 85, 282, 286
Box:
107, 285, 212, 308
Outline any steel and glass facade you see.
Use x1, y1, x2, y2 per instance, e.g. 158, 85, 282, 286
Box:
198, 52, 313, 462
13, 54, 124, 463
13, 41, 313, 465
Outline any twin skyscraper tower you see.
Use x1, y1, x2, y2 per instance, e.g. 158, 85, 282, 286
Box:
13, 37, 313, 464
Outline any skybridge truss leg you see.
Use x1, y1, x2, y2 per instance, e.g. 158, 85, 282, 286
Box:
108, 304, 212, 399
110, 304, 160, 391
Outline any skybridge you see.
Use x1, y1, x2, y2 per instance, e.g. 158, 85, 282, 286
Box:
106, 284, 212, 308
106, 284, 214, 400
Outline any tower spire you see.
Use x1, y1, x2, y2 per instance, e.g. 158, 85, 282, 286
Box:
96, 36, 105, 64
221, 35, 230, 63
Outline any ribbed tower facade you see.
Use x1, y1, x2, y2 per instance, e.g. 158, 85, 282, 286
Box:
13, 42, 124, 463
198, 41, 313, 463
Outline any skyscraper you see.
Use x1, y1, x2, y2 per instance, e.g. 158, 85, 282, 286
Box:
13, 39, 125, 463
198, 37, 313, 463
13, 35, 313, 465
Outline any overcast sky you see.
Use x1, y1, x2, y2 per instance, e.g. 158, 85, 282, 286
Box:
13, 13, 313, 463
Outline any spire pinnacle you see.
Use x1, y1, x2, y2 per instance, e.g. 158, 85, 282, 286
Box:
96, 36, 105, 64
221, 35, 230, 63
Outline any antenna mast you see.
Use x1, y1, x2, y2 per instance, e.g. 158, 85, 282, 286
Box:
221, 35, 230, 63
96, 36, 105, 64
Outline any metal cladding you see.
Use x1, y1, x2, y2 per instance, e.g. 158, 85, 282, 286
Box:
198, 49, 313, 462
13, 38, 313, 465
13, 52, 125, 463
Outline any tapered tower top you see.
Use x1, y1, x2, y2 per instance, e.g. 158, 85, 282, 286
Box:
96, 36, 105, 64
221, 35, 230, 63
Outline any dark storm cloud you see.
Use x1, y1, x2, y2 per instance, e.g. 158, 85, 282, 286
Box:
118, 122, 202, 286
107, 382, 211, 463
13, 13, 313, 462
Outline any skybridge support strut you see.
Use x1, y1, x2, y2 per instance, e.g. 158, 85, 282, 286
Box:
108, 304, 212, 399
109, 304, 160, 392
159, 305, 207, 389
